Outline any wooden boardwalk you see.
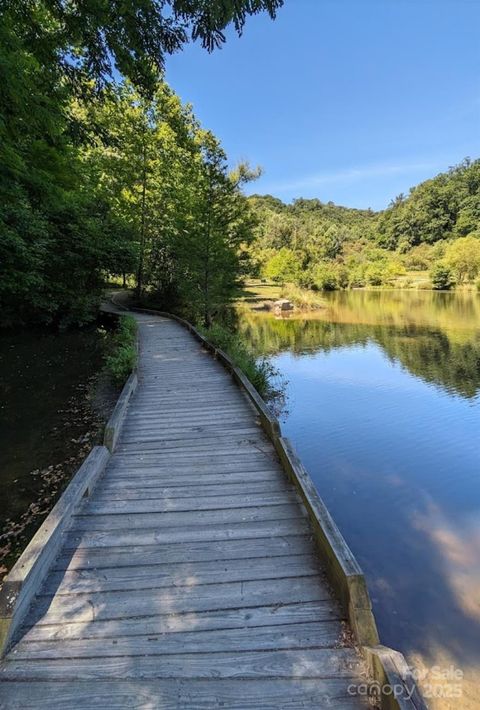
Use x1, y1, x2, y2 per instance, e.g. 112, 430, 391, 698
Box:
0, 313, 370, 708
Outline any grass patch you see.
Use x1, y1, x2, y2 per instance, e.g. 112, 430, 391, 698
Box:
104, 315, 137, 384
280, 284, 326, 310
237, 279, 325, 311
236, 279, 282, 305
200, 322, 277, 400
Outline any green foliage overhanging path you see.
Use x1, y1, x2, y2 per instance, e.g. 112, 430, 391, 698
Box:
0, 310, 370, 709
0, 2, 271, 329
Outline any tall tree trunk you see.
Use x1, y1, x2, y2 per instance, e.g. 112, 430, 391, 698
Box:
136, 123, 148, 298
203, 178, 213, 328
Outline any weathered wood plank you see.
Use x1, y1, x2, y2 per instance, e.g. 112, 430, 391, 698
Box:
115, 437, 267, 454
126, 406, 252, 417
104, 373, 138, 452
124, 406, 253, 418
99, 471, 283, 488
12, 621, 343, 659
63, 517, 311, 548
275, 437, 379, 648
131, 387, 242, 399
111, 445, 274, 459
122, 417, 257, 431
0, 679, 369, 709
79, 491, 298, 515
20, 600, 342, 642
119, 423, 262, 437
107, 455, 277, 471
54, 534, 314, 570
118, 427, 263, 445
44, 553, 321, 595
113, 447, 273, 463
29, 577, 331, 626
70, 502, 303, 531
0, 647, 362, 681
0, 446, 110, 656
94, 479, 291, 500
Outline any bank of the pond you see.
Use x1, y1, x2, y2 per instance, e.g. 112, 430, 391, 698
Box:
238, 279, 480, 316
0, 316, 121, 581
239, 290, 480, 709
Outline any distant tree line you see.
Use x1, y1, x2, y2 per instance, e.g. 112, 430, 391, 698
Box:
249, 159, 480, 291
0, 0, 282, 327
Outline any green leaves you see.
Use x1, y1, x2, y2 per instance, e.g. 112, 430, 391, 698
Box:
4, 1, 283, 93
263, 248, 301, 284
104, 316, 138, 384
0, 1, 278, 328
85, 82, 257, 325
247, 160, 480, 294
378, 159, 480, 249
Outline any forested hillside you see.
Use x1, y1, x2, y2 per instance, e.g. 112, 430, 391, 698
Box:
249, 159, 480, 291
0, 0, 281, 328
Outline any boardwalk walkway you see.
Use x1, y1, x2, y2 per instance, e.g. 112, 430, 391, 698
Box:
0, 312, 369, 708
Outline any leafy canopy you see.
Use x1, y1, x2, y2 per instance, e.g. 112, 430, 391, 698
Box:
4, 0, 284, 92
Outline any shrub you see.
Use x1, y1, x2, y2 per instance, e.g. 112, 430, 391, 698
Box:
280, 284, 325, 310
311, 263, 338, 291
444, 235, 480, 283
263, 248, 301, 284
105, 315, 137, 384
402, 244, 435, 271
365, 263, 385, 286
386, 260, 406, 278
201, 322, 276, 399
348, 265, 367, 288
430, 262, 455, 290
336, 265, 350, 289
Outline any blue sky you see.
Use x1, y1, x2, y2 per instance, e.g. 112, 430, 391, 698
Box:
166, 0, 480, 211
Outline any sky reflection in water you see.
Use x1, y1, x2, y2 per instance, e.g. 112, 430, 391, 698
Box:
240, 291, 480, 678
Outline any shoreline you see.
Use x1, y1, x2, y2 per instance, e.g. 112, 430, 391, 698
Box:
237, 281, 478, 315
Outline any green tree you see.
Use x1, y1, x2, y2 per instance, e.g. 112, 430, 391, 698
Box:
377, 159, 480, 250
90, 83, 258, 325
0, 1, 282, 327
444, 235, 480, 283
0, 18, 118, 326
311, 263, 339, 291
263, 248, 301, 284
5, 0, 284, 93
174, 135, 259, 324
430, 263, 455, 290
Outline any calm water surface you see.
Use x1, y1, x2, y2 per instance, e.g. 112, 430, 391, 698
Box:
240, 290, 480, 692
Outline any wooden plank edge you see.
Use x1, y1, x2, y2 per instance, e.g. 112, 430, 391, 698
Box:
362, 645, 429, 710
120, 305, 426, 709
104, 371, 138, 452
104, 381, 136, 450
101, 301, 139, 454
272, 438, 426, 709
273, 436, 378, 645
0, 446, 110, 657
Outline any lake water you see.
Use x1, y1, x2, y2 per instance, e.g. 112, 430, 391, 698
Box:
240, 290, 480, 705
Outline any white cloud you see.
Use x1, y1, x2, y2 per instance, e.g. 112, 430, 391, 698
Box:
259, 159, 444, 195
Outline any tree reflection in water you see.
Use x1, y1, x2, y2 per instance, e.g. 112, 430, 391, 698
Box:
238, 291, 480, 710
